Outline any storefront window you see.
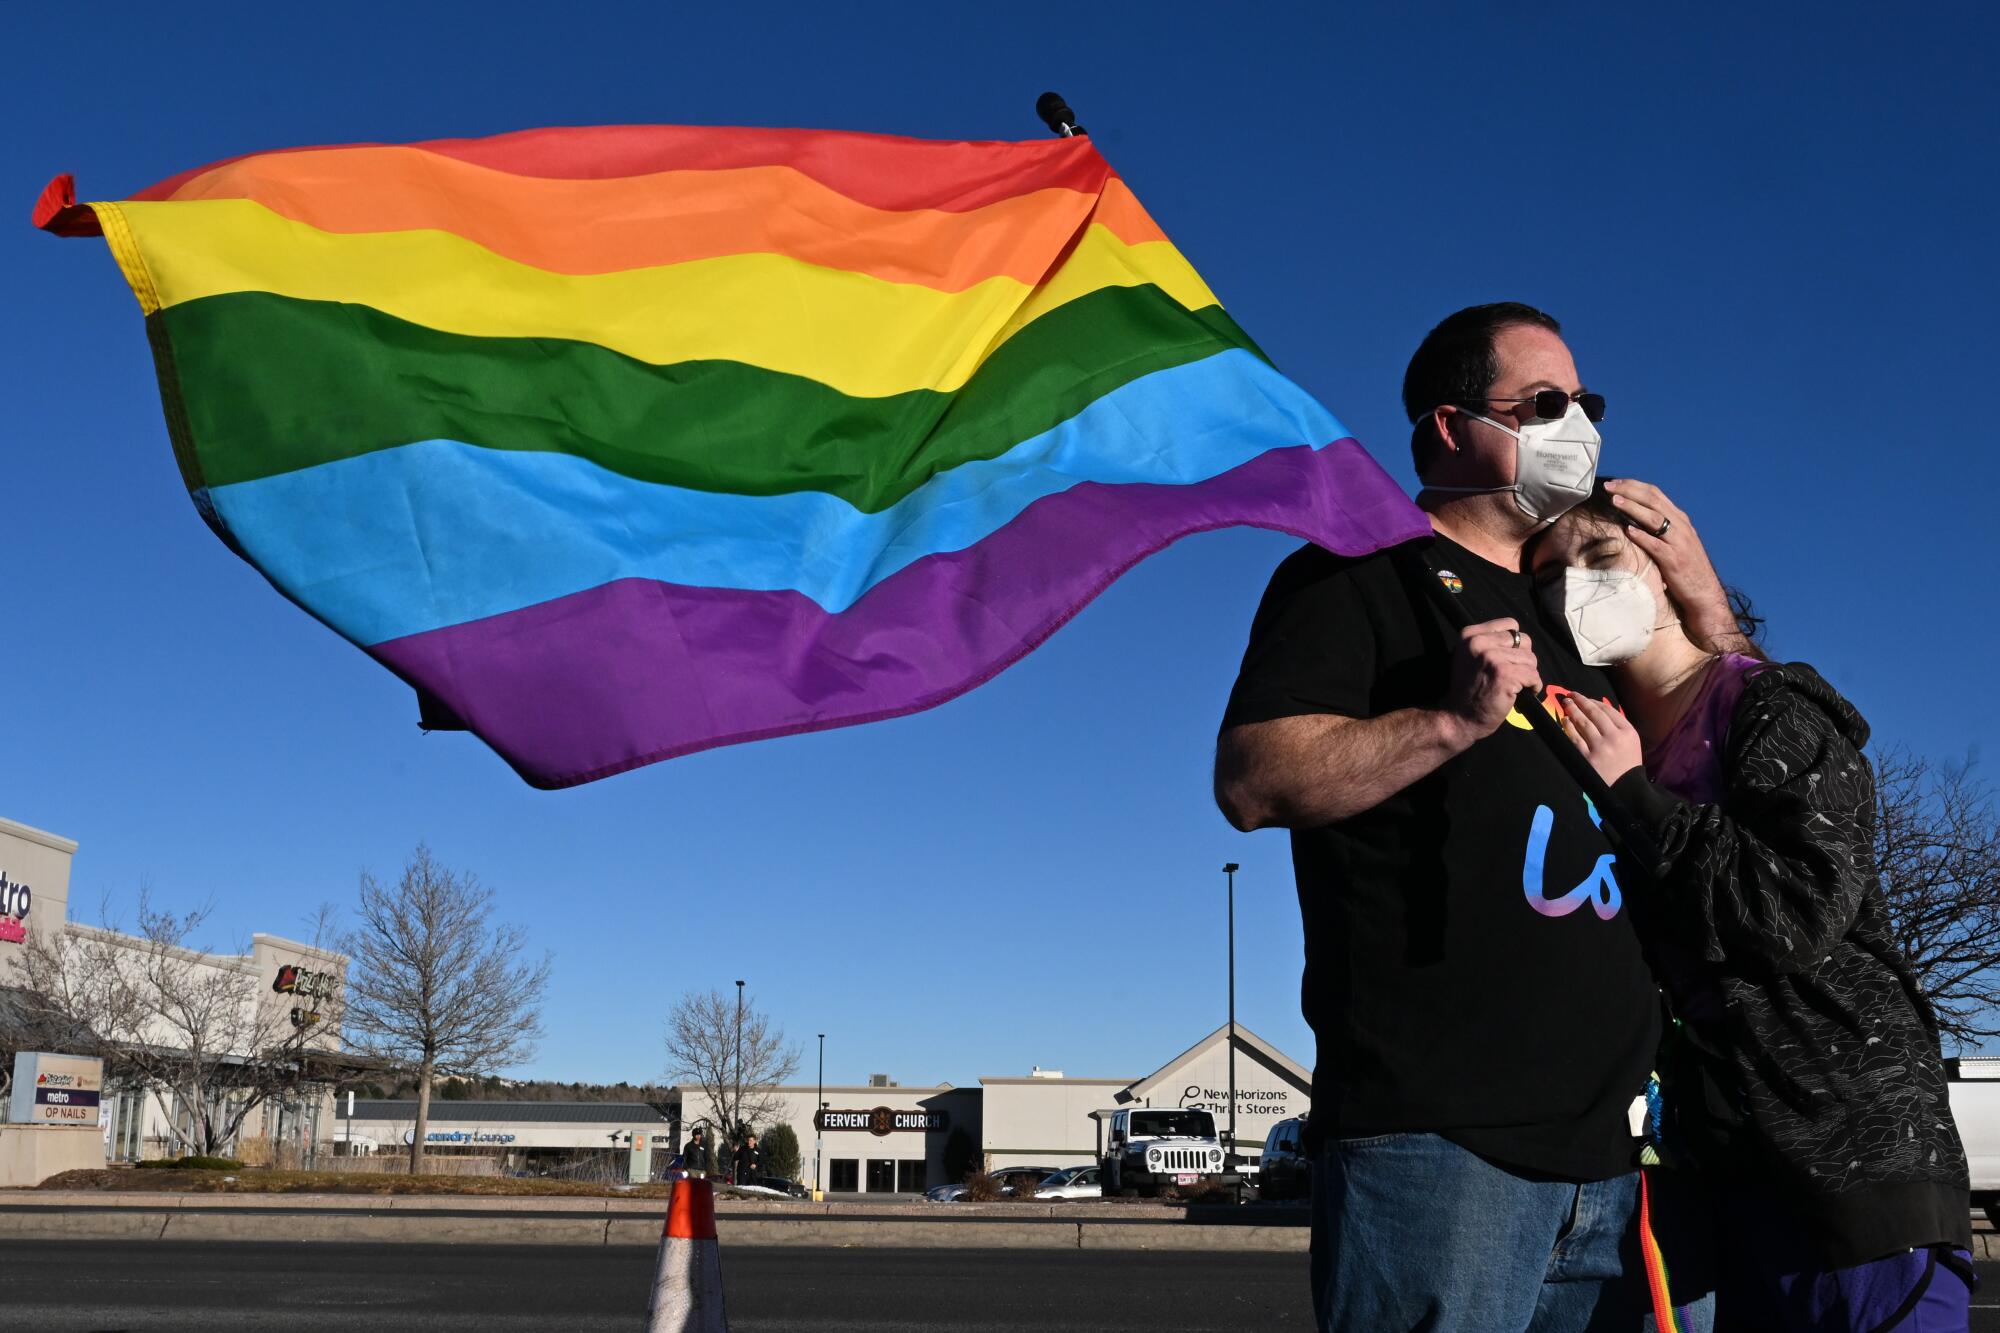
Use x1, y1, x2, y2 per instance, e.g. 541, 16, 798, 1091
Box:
865, 1159, 897, 1193
111, 1087, 145, 1162
896, 1160, 927, 1193
829, 1159, 858, 1192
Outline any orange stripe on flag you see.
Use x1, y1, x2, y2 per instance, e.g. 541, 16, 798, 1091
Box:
157, 148, 1136, 291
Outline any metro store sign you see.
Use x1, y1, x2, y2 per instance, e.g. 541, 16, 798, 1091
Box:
7, 1053, 103, 1126
0, 871, 32, 945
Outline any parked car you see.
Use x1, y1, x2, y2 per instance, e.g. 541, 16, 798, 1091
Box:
925, 1165, 1065, 1202
734, 1175, 807, 1198
1255, 1116, 1310, 1201
1033, 1165, 1102, 1201
1100, 1107, 1234, 1198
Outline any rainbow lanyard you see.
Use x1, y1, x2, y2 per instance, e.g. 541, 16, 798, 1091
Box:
1639, 1169, 1684, 1332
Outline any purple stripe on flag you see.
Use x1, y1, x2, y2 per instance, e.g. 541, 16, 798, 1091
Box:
369, 441, 1427, 787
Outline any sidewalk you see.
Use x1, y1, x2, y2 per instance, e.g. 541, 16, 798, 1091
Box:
12, 1191, 1983, 1256
0, 1190, 1313, 1252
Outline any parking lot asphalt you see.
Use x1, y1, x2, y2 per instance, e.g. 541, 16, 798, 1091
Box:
0, 1240, 1314, 1331
4, 1241, 1994, 1330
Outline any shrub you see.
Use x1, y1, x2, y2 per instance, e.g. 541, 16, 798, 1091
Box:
993, 1169, 1054, 1200
135, 1155, 244, 1171
761, 1123, 802, 1184
961, 1169, 1003, 1202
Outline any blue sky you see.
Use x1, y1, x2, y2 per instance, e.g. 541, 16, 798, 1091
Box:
5, 3, 1995, 1082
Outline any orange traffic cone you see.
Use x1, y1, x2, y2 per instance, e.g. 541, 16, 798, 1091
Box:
646, 1176, 729, 1332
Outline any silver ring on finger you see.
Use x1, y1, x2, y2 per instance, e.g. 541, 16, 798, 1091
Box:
1508, 629, 1522, 649
1655, 516, 1673, 538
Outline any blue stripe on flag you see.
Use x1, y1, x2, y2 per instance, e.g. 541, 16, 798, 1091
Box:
205, 349, 1346, 645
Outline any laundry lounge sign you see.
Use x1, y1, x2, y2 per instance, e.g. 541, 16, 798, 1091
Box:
814, 1107, 949, 1137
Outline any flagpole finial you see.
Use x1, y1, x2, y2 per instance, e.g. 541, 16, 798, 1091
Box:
1036, 92, 1085, 138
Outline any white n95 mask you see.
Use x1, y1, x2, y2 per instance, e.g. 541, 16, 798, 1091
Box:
1547, 566, 1658, 666
1430, 401, 1602, 525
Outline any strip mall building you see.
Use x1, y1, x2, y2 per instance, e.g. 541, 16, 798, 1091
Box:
675, 1024, 1311, 1194
5, 813, 1311, 1190
330, 1026, 1312, 1193
0, 816, 355, 1161
333, 1100, 674, 1168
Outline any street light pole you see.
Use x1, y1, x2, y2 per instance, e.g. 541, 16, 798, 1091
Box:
1223, 863, 1239, 1177
734, 980, 746, 1178
816, 1032, 825, 1199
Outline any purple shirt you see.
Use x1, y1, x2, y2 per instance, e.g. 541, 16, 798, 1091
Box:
1635, 654, 1766, 1026
1646, 654, 1767, 805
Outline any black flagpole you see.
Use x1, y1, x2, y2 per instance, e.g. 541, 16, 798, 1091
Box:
1035, 92, 1085, 138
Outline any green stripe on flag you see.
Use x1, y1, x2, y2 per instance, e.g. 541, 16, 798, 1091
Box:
159, 284, 1262, 512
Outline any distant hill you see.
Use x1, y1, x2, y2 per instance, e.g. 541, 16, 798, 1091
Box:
338, 1074, 676, 1106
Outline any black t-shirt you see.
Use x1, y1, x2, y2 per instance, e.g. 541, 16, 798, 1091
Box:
1221, 533, 1659, 1181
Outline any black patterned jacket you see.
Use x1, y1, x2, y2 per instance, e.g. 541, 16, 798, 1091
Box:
1613, 662, 1970, 1266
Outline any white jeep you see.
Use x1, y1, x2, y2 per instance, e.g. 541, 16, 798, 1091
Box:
1098, 1107, 1235, 1198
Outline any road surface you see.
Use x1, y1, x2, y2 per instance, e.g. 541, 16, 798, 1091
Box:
4, 1241, 1994, 1330
0, 1240, 1313, 1331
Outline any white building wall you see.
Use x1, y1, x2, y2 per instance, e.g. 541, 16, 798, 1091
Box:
0, 818, 75, 961
977, 1030, 1312, 1174
69, 926, 349, 1161
1, 815, 352, 1163
250, 934, 349, 1054
978, 1077, 1131, 1171
339, 1112, 670, 1154
677, 1083, 980, 1194
1120, 1030, 1311, 1165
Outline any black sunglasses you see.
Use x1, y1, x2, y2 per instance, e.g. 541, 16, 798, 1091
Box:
1464, 390, 1606, 423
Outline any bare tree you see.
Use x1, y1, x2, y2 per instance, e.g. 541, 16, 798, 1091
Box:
0, 947, 116, 1112
663, 987, 799, 1175
1874, 749, 2000, 1048
340, 846, 551, 1173
1, 893, 128, 1110
4, 894, 343, 1158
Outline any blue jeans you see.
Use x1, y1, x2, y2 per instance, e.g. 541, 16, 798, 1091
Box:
1310, 1132, 1693, 1333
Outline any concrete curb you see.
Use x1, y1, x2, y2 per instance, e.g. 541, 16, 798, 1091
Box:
3, 1197, 1989, 1257
3, 1191, 662, 1214
0, 1201, 1308, 1252
2, 1191, 1193, 1220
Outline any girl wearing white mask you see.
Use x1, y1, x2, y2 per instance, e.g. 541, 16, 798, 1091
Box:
1528, 485, 1972, 1332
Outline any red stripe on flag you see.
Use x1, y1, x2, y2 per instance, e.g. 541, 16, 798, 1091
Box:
123, 124, 1111, 214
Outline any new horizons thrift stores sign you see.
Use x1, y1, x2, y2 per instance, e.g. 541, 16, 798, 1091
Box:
814, 1107, 948, 1137
8, 1052, 103, 1126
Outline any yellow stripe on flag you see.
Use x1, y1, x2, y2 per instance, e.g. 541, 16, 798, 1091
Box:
108, 197, 1217, 399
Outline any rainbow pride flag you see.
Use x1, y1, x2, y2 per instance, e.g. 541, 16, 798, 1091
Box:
36, 124, 1426, 787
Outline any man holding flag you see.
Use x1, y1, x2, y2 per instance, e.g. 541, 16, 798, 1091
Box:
1216, 303, 1739, 1331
